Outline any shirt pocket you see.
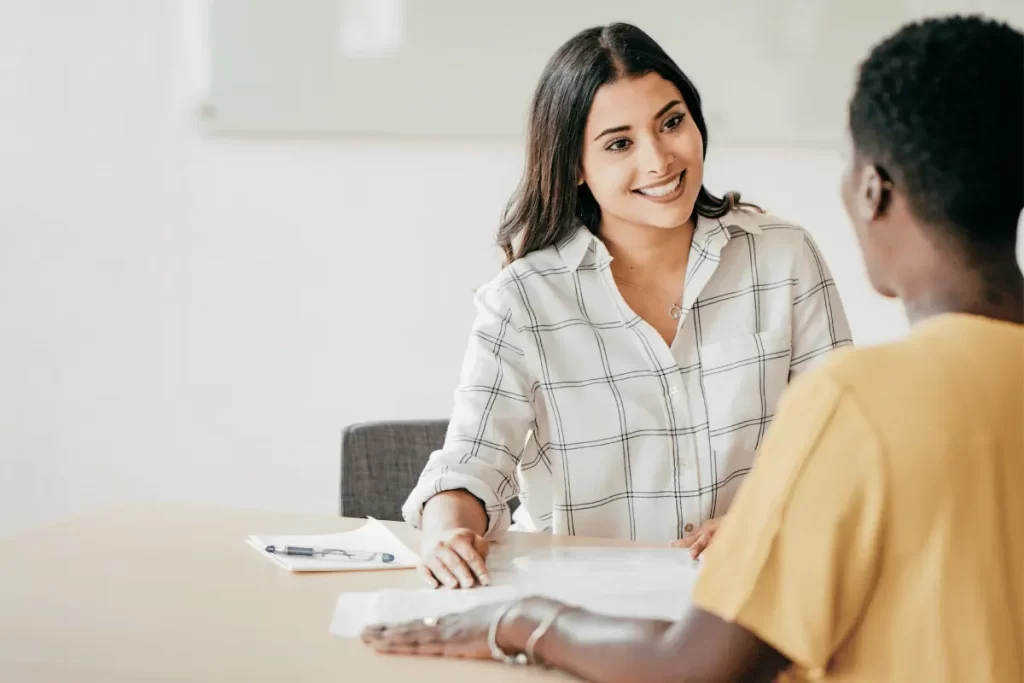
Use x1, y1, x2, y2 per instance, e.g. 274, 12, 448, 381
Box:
699, 329, 792, 454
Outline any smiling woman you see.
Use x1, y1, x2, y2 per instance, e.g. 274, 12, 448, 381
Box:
497, 25, 744, 266
402, 22, 852, 591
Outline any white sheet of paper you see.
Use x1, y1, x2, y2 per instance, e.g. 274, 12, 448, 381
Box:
330, 546, 702, 637
331, 591, 381, 637
332, 585, 524, 637
246, 518, 419, 572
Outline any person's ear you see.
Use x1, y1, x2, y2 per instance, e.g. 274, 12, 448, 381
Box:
857, 164, 893, 222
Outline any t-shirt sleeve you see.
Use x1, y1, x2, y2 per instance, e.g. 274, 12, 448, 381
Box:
692, 369, 888, 676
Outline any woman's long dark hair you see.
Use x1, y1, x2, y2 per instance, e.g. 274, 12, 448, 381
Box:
498, 23, 748, 265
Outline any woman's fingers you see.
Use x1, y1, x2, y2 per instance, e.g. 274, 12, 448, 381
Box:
670, 535, 697, 548
417, 563, 441, 589
690, 531, 713, 558
364, 620, 444, 655
373, 642, 444, 656
674, 520, 721, 553
360, 625, 385, 644
450, 537, 491, 585
435, 546, 477, 588
426, 556, 461, 589
385, 622, 440, 646
364, 603, 510, 661
418, 531, 491, 589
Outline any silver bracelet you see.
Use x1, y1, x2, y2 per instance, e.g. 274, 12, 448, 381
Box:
524, 604, 573, 666
487, 601, 528, 665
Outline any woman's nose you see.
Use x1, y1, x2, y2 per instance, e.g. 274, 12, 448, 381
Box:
637, 137, 673, 176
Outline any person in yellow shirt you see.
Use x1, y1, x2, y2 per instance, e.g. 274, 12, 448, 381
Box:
361, 15, 1024, 682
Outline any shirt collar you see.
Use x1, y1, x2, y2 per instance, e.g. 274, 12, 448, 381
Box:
556, 226, 598, 272
719, 207, 765, 236
556, 208, 764, 272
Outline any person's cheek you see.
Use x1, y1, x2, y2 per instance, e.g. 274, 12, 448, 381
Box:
591, 166, 624, 209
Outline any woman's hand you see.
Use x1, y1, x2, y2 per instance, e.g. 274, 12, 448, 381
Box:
418, 527, 491, 589
361, 602, 508, 659
671, 518, 722, 559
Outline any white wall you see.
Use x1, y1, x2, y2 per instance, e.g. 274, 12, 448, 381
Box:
0, 1, 910, 537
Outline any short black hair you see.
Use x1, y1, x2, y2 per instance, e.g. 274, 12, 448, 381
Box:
849, 15, 1023, 255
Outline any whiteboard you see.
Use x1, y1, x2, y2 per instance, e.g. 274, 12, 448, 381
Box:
192, 0, 1022, 145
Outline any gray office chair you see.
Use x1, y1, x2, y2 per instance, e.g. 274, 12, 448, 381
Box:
339, 419, 518, 522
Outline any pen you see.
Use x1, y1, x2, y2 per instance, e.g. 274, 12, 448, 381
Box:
265, 545, 395, 563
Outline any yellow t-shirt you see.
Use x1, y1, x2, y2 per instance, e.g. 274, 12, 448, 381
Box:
693, 314, 1024, 682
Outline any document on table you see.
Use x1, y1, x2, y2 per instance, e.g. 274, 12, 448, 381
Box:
331, 546, 702, 637
246, 518, 419, 572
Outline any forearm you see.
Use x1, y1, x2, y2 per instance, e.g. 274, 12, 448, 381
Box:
499, 598, 786, 683
420, 490, 488, 537
501, 598, 679, 683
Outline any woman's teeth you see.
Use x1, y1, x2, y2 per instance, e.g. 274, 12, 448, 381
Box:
637, 173, 682, 197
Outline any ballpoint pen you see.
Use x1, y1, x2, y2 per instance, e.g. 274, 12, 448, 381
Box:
264, 545, 395, 563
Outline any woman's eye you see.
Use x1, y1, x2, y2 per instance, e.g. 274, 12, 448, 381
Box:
663, 114, 685, 131
606, 138, 632, 152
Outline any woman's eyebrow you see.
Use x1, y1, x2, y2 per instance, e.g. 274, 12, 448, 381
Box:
592, 99, 683, 141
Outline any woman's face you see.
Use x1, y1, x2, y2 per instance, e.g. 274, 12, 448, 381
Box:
579, 72, 705, 232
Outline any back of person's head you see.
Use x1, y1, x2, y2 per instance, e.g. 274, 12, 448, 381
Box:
498, 23, 740, 264
848, 15, 1024, 264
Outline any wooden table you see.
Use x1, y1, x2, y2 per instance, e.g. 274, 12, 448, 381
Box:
0, 504, 641, 682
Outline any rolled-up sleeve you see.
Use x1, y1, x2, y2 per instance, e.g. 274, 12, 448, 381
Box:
402, 281, 535, 538
789, 230, 854, 377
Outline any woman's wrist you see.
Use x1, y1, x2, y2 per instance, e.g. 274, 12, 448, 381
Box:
420, 490, 487, 536
496, 596, 565, 657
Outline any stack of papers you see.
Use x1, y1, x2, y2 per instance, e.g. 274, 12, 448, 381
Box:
246, 518, 419, 572
331, 546, 703, 636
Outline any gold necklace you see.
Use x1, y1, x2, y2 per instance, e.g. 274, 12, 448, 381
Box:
613, 276, 685, 320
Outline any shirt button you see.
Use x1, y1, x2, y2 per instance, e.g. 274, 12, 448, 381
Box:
684, 523, 695, 533
669, 386, 679, 397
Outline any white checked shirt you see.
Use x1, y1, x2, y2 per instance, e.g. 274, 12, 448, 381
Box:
404, 208, 852, 542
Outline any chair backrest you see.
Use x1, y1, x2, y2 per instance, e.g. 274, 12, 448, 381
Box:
339, 419, 449, 521
339, 419, 521, 523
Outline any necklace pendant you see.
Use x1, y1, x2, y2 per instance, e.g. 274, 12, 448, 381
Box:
669, 303, 683, 320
